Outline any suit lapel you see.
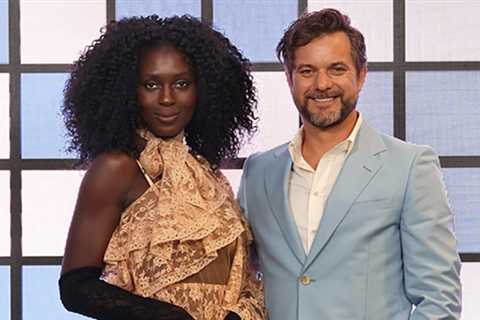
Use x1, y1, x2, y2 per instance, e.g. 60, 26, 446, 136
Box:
264, 146, 307, 264
303, 123, 387, 270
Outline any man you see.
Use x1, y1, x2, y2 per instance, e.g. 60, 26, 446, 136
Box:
238, 8, 461, 320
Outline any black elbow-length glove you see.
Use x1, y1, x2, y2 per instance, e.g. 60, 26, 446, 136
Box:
58, 266, 194, 320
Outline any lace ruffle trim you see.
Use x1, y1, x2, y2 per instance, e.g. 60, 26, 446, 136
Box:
102, 129, 247, 297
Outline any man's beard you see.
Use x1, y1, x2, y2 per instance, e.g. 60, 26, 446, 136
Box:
297, 90, 357, 128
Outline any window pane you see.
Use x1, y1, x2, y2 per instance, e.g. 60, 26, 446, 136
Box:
443, 168, 480, 253
406, 0, 480, 61
308, 0, 393, 62
23, 266, 88, 320
357, 71, 393, 136
20, 0, 105, 63
0, 171, 9, 256
21, 73, 73, 159
0, 73, 8, 159
213, 0, 297, 62
406, 71, 480, 156
222, 169, 242, 196
240, 72, 299, 157
0, 0, 8, 63
116, 0, 201, 19
461, 263, 480, 320
22, 170, 84, 256
0, 266, 10, 320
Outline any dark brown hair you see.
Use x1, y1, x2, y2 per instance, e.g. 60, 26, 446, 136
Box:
62, 15, 257, 166
276, 8, 367, 75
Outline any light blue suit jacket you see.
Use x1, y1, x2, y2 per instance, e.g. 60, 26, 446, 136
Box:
238, 121, 461, 320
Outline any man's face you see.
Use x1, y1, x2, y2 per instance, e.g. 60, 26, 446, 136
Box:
287, 31, 366, 129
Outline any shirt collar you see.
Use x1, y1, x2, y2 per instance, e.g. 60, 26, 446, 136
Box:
288, 112, 363, 167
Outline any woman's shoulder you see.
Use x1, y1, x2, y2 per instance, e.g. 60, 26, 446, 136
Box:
83, 151, 140, 194
91, 151, 137, 171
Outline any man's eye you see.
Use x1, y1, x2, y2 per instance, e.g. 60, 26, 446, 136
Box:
299, 69, 313, 76
330, 67, 346, 75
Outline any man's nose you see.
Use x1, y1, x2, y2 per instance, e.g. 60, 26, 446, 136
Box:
314, 71, 333, 91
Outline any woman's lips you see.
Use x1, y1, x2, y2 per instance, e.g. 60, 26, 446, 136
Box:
154, 112, 180, 123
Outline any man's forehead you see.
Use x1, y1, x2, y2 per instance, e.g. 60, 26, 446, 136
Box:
292, 33, 353, 65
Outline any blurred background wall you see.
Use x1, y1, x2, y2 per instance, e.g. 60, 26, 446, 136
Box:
0, 0, 479, 319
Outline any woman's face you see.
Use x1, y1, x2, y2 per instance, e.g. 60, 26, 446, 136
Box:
137, 45, 197, 138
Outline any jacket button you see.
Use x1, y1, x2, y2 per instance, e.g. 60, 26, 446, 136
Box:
300, 275, 311, 285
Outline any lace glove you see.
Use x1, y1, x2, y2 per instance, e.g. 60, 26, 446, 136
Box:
59, 266, 194, 320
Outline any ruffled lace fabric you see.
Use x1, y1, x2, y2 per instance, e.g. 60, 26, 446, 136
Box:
102, 129, 265, 320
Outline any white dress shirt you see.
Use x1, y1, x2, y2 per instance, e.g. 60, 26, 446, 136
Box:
287, 113, 363, 253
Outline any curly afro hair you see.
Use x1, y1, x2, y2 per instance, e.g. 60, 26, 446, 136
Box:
62, 15, 257, 166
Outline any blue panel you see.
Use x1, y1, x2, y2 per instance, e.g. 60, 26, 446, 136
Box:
23, 266, 89, 320
21, 73, 74, 159
406, 71, 480, 155
116, 0, 201, 19
443, 168, 480, 253
357, 71, 393, 136
213, 0, 297, 62
0, 267, 10, 320
0, 0, 8, 63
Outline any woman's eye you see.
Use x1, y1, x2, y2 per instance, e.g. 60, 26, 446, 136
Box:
175, 80, 190, 89
144, 82, 158, 90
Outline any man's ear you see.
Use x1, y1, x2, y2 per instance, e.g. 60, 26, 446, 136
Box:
285, 69, 293, 89
357, 65, 367, 91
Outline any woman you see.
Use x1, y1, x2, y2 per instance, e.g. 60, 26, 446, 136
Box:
59, 15, 265, 320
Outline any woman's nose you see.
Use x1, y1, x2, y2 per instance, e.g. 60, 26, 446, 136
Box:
159, 86, 175, 106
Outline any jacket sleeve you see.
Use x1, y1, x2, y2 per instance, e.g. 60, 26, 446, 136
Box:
59, 266, 194, 320
401, 146, 462, 319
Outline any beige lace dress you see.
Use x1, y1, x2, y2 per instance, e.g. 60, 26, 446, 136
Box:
102, 129, 265, 320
